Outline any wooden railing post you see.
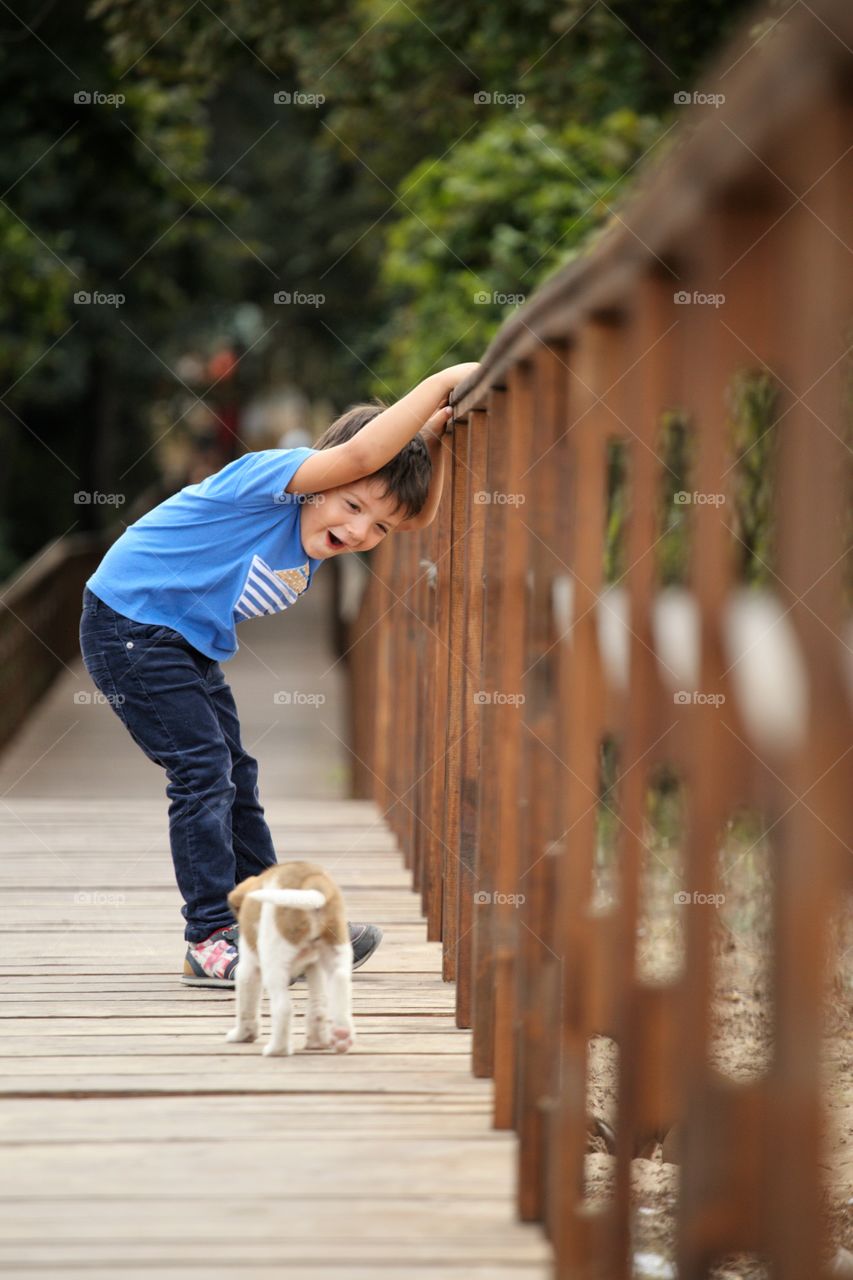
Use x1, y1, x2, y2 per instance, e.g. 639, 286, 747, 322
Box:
607, 270, 683, 1277
412, 518, 438, 896
514, 338, 571, 1222
422, 455, 455, 939
471, 384, 509, 1077
440, 414, 473, 981
490, 359, 536, 1129
455, 407, 489, 1027
548, 315, 615, 1274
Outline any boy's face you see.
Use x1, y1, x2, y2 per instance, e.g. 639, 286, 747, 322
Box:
299, 477, 407, 559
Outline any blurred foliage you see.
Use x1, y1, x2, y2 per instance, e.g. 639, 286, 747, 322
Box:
656, 410, 693, 586
596, 734, 622, 883
375, 109, 663, 387
727, 370, 780, 585
0, 0, 251, 570
92, 0, 756, 162
92, 0, 757, 395
2, 0, 762, 575
604, 435, 630, 585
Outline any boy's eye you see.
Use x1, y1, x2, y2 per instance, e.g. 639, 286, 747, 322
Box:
348, 497, 387, 533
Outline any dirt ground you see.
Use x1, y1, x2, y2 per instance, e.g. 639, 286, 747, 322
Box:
583, 826, 852, 1278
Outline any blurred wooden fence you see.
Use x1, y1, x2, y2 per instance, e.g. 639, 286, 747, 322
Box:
0, 481, 176, 753
344, 2, 852, 1277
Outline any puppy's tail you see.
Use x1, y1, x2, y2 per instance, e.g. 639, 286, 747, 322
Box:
247, 888, 326, 910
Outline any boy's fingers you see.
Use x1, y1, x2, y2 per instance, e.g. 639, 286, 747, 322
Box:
419, 403, 454, 444
425, 406, 452, 435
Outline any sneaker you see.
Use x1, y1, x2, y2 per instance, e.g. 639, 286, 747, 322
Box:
181, 921, 383, 988
182, 924, 240, 988
350, 922, 383, 970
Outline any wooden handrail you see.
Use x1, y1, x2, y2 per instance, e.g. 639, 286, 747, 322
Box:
343, 1, 852, 1276
0, 479, 180, 754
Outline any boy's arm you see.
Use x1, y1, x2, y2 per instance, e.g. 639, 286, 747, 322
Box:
352, 365, 477, 474
285, 364, 479, 496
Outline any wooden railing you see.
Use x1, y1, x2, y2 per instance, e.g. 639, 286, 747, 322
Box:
344, 2, 852, 1277
0, 480, 178, 753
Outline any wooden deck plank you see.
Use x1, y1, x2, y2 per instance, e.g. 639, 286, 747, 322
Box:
0, 576, 550, 1276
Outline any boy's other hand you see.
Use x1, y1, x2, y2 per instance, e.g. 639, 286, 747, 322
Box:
421, 401, 454, 443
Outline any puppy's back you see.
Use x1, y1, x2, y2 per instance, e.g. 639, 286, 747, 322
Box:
230, 861, 348, 950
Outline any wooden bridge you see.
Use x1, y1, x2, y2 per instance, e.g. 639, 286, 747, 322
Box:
0, 569, 551, 1278
1, 0, 851, 1276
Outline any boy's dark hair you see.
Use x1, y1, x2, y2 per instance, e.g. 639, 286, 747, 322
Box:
313, 400, 431, 520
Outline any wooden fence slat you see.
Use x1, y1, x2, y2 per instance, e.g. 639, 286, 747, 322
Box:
514, 340, 570, 1223
471, 385, 510, 1078
455, 408, 489, 1028
440, 417, 472, 981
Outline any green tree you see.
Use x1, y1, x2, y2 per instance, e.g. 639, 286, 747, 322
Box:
1, 0, 765, 575
0, 0, 249, 569
373, 107, 664, 388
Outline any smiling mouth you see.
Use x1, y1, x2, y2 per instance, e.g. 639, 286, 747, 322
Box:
326, 530, 345, 550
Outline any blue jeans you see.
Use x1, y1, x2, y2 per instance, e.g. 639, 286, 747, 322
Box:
78, 586, 277, 942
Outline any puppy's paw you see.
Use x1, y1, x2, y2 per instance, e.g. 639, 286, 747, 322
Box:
262, 1041, 293, 1057
331, 1023, 355, 1054
225, 1025, 257, 1043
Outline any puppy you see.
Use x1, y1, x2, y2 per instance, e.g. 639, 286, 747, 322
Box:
224, 861, 355, 1057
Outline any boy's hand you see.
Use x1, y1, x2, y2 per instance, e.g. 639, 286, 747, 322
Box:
421, 398, 454, 443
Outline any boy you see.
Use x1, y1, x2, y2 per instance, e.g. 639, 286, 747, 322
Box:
78, 361, 479, 987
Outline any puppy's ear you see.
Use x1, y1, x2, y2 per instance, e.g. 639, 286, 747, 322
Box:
228, 875, 262, 916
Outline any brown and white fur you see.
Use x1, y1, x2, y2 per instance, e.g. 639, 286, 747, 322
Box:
225, 861, 355, 1057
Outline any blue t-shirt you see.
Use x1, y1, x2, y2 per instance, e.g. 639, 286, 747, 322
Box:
86, 447, 325, 662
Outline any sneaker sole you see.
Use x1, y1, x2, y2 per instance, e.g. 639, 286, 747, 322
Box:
180, 975, 235, 989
